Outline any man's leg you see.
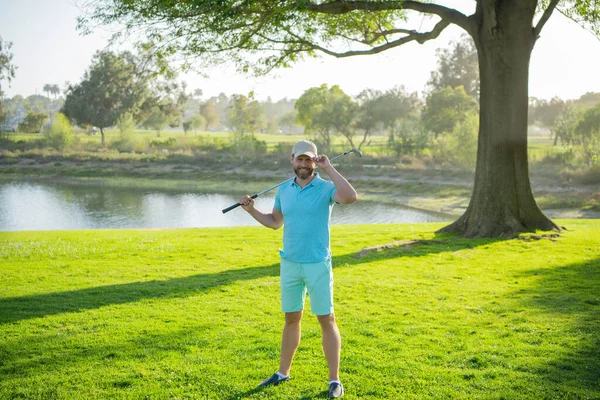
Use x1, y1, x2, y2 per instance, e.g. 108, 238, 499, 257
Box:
317, 313, 341, 381
279, 310, 303, 376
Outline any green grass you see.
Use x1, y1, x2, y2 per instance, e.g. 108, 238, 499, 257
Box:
1, 221, 599, 399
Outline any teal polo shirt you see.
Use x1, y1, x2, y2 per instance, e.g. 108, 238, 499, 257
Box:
274, 173, 337, 263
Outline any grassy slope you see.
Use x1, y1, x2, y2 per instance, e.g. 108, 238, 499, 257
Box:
1, 221, 599, 399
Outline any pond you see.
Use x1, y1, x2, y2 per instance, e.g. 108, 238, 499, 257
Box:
0, 181, 451, 231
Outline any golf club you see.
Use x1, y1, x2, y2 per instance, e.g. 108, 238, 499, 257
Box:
221, 148, 362, 214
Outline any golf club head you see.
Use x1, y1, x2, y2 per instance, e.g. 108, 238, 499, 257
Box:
350, 148, 362, 157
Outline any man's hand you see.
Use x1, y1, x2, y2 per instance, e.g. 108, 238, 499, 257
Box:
313, 155, 332, 170
239, 195, 255, 212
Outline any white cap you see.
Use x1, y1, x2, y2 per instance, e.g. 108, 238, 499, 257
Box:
292, 140, 318, 159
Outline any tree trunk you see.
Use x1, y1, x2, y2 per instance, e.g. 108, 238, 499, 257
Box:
439, 1, 559, 238
100, 127, 105, 147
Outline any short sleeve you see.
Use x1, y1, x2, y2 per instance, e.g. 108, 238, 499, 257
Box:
328, 182, 337, 205
274, 187, 281, 211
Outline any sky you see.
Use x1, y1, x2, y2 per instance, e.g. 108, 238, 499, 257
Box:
1, 0, 599, 102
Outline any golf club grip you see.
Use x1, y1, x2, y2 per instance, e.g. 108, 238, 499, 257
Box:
222, 194, 258, 214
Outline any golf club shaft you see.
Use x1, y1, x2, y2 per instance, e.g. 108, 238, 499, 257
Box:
221, 148, 360, 214
221, 178, 293, 214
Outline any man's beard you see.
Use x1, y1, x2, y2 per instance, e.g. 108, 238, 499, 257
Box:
294, 166, 314, 180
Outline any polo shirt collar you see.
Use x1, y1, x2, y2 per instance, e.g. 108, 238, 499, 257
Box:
291, 172, 324, 188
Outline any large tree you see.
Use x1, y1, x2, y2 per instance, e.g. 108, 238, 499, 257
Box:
62, 51, 146, 146
0, 36, 17, 124
79, 0, 600, 237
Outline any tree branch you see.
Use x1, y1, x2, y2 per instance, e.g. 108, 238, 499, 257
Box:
556, 8, 600, 42
533, 0, 560, 39
364, 28, 420, 45
305, 0, 475, 33
282, 18, 451, 58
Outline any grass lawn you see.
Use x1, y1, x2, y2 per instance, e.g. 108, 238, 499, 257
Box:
1, 222, 599, 399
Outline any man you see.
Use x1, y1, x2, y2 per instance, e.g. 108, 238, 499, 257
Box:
239, 140, 357, 399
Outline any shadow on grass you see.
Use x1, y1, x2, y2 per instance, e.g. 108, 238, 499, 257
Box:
0, 233, 501, 325
514, 257, 600, 395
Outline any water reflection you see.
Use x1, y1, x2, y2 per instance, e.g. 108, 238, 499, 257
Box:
0, 181, 450, 231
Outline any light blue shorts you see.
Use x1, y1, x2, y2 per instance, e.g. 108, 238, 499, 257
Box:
280, 258, 334, 316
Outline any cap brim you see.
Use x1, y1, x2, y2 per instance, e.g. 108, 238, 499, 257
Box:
295, 152, 316, 159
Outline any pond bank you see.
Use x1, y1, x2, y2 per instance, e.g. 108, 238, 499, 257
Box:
1, 156, 598, 219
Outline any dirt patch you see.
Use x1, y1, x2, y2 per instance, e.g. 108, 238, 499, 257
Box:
354, 239, 446, 258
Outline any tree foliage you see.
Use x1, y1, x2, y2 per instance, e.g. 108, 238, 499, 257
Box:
62, 51, 146, 145
574, 102, 600, 165
530, 97, 567, 144
0, 36, 17, 123
43, 84, 61, 100
229, 94, 265, 134
139, 81, 189, 135
190, 113, 207, 133
18, 110, 48, 133
200, 101, 219, 130
295, 84, 346, 151
372, 86, 420, 140
422, 86, 478, 138
428, 34, 479, 99
433, 112, 479, 169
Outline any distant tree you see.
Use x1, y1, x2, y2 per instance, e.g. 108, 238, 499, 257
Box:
42, 83, 61, 113
182, 120, 192, 135
322, 85, 357, 149
62, 51, 147, 146
531, 97, 567, 145
229, 93, 265, 134
49, 84, 61, 100
575, 92, 600, 108
354, 89, 382, 150
574, 102, 600, 165
200, 101, 219, 130
194, 88, 203, 100
43, 84, 52, 99
278, 111, 297, 134
295, 84, 334, 151
266, 115, 279, 134
422, 86, 478, 138
296, 84, 360, 150
390, 118, 429, 159
373, 86, 420, 144
553, 105, 581, 147
143, 106, 169, 136
18, 109, 48, 133
433, 112, 479, 169
190, 113, 206, 134
428, 34, 479, 100
139, 80, 190, 135
0, 36, 17, 123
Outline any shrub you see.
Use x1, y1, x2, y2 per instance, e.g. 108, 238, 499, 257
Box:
149, 137, 178, 151
272, 142, 293, 156
44, 113, 74, 150
432, 112, 478, 170
111, 112, 136, 152
231, 133, 267, 156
